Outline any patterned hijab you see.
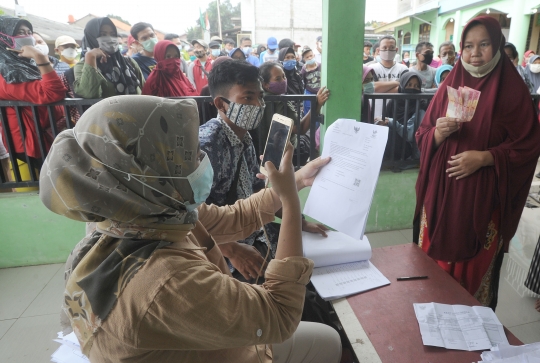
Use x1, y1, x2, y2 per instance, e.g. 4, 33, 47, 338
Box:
40, 95, 202, 355
81, 17, 140, 95
0, 15, 41, 84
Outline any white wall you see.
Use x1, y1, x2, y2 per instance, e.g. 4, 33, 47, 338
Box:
242, 0, 323, 49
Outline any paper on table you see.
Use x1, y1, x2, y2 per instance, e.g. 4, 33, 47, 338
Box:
51, 331, 89, 363
302, 231, 372, 267
310, 260, 390, 301
413, 303, 508, 351
480, 342, 540, 362
303, 119, 388, 240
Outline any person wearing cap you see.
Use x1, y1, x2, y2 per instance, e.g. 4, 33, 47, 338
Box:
210, 35, 223, 45
55, 35, 79, 68
240, 37, 260, 67
314, 36, 322, 64
33, 32, 71, 76
208, 40, 222, 61
259, 36, 279, 63
187, 39, 212, 94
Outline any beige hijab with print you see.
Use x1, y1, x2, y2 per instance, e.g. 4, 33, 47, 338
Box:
40, 95, 202, 356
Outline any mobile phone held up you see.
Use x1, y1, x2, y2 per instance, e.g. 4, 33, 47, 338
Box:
260, 114, 293, 177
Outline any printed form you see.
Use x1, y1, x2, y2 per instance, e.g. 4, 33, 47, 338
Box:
303, 119, 388, 240
413, 303, 509, 351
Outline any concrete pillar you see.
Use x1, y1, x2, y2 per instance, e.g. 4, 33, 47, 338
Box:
320, 0, 365, 142
452, 10, 462, 46
508, 0, 531, 57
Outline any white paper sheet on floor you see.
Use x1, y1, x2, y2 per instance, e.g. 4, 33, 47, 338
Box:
51, 331, 89, 363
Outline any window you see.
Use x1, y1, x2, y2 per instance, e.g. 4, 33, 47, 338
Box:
404, 32, 411, 45
419, 24, 431, 43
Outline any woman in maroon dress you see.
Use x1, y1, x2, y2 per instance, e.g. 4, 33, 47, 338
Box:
414, 16, 540, 309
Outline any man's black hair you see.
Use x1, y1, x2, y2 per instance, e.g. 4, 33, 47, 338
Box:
279, 38, 295, 50
415, 42, 433, 54
364, 41, 373, 48
373, 41, 380, 50
259, 61, 284, 83
164, 33, 180, 41
439, 41, 456, 54
224, 38, 235, 46
379, 36, 396, 46
240, 37, 251, 44
130, 22, 154, 40
119, 33, 129, 38
208, 59, 260, 98
504, 42, 518, 60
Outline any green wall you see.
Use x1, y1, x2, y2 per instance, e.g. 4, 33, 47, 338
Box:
0, 170, 419, 268
0, 192, 86, 268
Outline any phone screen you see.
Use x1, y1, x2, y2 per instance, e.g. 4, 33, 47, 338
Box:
262, 120, 291, 170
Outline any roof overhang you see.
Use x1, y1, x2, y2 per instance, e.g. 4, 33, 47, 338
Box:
374, 17, 410, 33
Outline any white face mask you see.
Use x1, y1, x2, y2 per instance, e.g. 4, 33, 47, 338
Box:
35, 43, 50, 55
461, 51, 501, 78
530, 64, 540, 73
379, 49, 397, 62
61, 48, 78, 61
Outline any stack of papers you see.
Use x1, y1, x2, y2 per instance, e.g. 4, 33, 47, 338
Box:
413, 303, 509, 351
304, 231, 390, 300
303, 119, 388, 240
479, 342, 540, 362
51, 331, 89, 363
446, 86, 481, 121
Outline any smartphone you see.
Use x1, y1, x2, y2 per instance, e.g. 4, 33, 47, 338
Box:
260, 114, 293, 176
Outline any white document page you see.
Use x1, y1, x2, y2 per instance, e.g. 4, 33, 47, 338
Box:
413, 303, 509, 351
481, 342, 540, 361
302, 231, 372, 267
310, 260, 390, 301
303, 119, 388, 240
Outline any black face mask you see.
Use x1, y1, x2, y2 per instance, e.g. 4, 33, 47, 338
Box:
402, 88, 421, 94
421, 53, 433, 65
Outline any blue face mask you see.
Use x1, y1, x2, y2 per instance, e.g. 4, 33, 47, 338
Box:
363, 82, 375, 94
184, 153, 214, 210
211, 49, 221, 57
283, 60, 297, 70
190, 55, 196, 61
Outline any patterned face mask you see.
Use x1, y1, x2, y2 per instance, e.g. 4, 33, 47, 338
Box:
220, 97, 266, 130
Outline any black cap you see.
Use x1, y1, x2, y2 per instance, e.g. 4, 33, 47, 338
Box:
209, 40, 221, 48
316, 36, 322, 42
278, 38, 295, 50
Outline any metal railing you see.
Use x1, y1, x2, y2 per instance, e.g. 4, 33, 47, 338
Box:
0, 95, 320, 190
363, 93, 435, 171
2, 93, 539, 190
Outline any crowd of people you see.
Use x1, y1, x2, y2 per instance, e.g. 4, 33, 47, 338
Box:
1, 12, 540, 363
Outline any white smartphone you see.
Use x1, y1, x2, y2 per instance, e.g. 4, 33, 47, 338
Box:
260, 114, 293, 177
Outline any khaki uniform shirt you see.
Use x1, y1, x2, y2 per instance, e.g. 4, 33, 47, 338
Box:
89, 189, 314, 363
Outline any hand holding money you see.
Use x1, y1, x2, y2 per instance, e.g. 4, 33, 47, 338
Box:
446, 86, 481, 121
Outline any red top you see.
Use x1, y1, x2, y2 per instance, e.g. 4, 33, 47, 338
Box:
415, 16, 540, 261
142, 40, 197, 98
0, 72, 66, 159
192, 58, 212, 95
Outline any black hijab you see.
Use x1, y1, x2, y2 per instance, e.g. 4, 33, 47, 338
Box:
81, 17, 140, 95
0, 16, 41, 84
387, 72, 427, 123
278, 47, 303, 95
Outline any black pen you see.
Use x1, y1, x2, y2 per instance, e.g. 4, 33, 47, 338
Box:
397, 275, 428, 281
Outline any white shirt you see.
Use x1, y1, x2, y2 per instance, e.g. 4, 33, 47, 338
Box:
371, 62, 409, 118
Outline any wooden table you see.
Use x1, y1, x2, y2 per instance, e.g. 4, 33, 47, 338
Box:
332, 243, 522, 363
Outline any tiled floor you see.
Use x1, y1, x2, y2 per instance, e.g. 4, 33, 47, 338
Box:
0, 230, 539, 362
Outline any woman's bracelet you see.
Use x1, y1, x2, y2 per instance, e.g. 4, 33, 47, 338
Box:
36, 62, 51, 67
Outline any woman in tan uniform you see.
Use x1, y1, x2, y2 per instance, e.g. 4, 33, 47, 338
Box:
40, 95, 341, 363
